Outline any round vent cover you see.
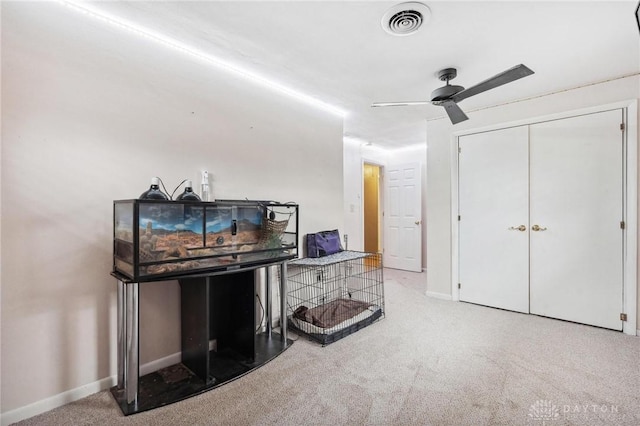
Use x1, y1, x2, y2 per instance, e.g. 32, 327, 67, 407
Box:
381, 2, 431, 36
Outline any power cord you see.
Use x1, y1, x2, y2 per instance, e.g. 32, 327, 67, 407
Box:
156, 177, 172, 200
154, 177, 188, 200
169, 179, 189, 200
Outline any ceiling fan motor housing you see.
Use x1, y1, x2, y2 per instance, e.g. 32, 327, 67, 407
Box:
431, 84, 464, 102
431, 67, 464, 102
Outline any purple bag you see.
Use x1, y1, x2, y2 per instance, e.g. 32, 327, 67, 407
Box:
306, 230, 343, 258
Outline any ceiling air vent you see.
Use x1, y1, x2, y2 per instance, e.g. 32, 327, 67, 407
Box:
381, 2, 431, 36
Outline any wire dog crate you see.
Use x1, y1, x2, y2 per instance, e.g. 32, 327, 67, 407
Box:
287, 251, 384, 345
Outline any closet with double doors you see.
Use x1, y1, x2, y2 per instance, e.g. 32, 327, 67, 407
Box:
458, 109, 625, 330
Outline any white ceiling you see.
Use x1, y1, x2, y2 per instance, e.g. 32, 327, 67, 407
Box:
83, 1, 638, 148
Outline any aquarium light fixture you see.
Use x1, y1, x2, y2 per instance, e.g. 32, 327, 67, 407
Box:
58, 1, 347, 117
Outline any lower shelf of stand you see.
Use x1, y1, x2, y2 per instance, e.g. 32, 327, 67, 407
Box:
111, 332, 293, 415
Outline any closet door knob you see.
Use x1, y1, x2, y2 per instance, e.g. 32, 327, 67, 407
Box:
508, 225, 526, 231
532, 224, 547, 231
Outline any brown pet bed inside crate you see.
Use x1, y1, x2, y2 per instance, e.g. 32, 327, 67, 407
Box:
289, 298, 383, 345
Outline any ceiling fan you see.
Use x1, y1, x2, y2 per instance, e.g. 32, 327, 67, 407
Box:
371, 64, 534, 125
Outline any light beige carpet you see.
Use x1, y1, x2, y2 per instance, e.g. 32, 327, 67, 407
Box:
13, 268, 640, 425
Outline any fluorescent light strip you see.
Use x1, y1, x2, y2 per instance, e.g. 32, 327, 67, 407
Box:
344, 136, 425, 151
391, 142, 426, 152
343, 136, 369, 145
58, 1, 347, 117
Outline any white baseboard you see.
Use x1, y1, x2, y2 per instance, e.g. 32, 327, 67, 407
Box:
637, 329, 640, 337
0, 376, 116, 426
425, 291, 452, 301
139, 351, 182, 376
1, 351, 181, 426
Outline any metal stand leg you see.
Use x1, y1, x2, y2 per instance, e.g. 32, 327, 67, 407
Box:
117, 280, 125, 390
265, 266, 272, 337
125, 282, 139, 407
279, 262, 288, 344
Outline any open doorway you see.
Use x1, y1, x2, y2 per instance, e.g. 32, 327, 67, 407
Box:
363, 163, 383, 264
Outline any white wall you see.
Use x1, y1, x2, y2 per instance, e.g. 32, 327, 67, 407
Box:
0, 1, 3, 409
343, 140, 427, 268
1, 2, 344, 417
426, 75, 640, 326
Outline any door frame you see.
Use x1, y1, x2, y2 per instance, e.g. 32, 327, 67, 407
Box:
450, 99, 638, 336
362, 161, 384, 253
361, 159, 384, 253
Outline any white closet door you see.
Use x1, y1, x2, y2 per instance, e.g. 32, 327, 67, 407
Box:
458, 126, 529, 313
529, 110, 623, 330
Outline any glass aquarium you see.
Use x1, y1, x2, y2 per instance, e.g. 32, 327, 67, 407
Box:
113, 199, 298, 280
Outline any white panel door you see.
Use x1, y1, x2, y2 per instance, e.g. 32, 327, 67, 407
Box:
383, 163, 422, 272
529, 110, 623, 330
458, 126, 529, 313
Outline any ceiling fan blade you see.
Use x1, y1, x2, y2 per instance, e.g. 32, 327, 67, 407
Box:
371, 101, 432, 107
442, 101, 468, 124
451, 64, 534, 103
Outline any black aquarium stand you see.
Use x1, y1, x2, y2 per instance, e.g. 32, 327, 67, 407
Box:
110, 261, 292, 415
